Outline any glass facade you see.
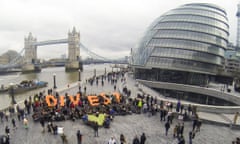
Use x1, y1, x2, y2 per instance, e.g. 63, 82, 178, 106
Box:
132, 3, 229, 85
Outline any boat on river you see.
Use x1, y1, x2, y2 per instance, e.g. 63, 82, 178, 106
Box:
0, 86, 8, 93
8, 80, 48, 94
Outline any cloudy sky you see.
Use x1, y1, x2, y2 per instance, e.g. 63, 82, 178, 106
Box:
0, 0, 239, 60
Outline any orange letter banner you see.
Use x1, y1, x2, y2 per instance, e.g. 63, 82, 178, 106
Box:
59, 96, 65, 107
46, 95, 57, 107
99, 93, 111, 105
88, 96, 99, 106
69, 94, 80, 106
112, 92, 121, 103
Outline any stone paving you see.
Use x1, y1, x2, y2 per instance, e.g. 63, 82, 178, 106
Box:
2, 111, 240, 144
1, 72, 240, 144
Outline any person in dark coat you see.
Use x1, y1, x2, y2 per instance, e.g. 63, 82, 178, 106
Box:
40, 117, 45, 133
180, 123, 184, 136
165, 121, 170, 136
5, 126, 10, 136
133, 135, 140, 144
12, 118, 17, 130
176, 100, 181, 113
0, 111, 3, 122
160, 109, 164, 121
178, 135, 185, 144
192, 119, 198, 131
77, 130, 82, 144
189, 131, 194, 144
93, 122, 99, 137
140, 133, 146, 144
1, 135, 10, 144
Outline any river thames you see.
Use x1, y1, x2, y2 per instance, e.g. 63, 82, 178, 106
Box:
0, 64, 116, 109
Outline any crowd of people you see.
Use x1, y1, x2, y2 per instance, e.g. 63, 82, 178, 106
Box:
0, 70, 206, 144
130, 90, 202, 144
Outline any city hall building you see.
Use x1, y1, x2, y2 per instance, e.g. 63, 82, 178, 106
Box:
131, 3, 236, 105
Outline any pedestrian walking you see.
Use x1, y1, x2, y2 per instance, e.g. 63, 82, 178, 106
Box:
61, 133, 68, 144
77, 130, 82, 144
84, 86, 86, 93
40, 117, 45, 133
196, 120, 202, 132
5, 126, 10, 136
108, 136, 116, 144
23, 117, 28, 129
165, 121, 170, 136
0, 111, 4, 122
12, 118, 17, 130
140, 133, 146, 144
93, 122, 99, 137
188, 104, 192, 115
234, 112, 239, 124
173, 125, 178, 138
180, 123, 184, 136
178, 135, 185, 144
5, 110, 9, 122
2, 135, 9, 144
160, 109, 164, 121
176, 100, 181, 113
133, 135, 140, 144
17, 111, 21, 121
192, 119, 197, 132
177, 123, 181, 138
120, 134, 126, 144
189, 131, 195, 144
180, 105, 184, 114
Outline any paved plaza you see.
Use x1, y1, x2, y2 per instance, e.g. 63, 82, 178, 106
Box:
2, 110, 240, 144
1, 72, 240, 144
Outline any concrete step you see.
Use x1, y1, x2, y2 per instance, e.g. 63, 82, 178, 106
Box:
198, 112, 231, 127
220, 114, 233, 123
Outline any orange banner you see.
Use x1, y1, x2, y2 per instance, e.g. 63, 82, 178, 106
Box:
68, 94, 80, 106
46, 95, 57, 107
88, 95, 99, 106
45, 92, 121, 107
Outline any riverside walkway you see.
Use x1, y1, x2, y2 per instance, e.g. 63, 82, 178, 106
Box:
1, 72, 240, 144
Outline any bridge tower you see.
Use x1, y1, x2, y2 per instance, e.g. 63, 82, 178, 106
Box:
65, 27, 82, 71
237, 2, 240, 50
22, 33, 40, 73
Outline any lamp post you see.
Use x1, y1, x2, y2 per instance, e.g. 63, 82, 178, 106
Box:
9, 83, 16, 105
53, 73, 57, 89
94, 69, 96, 77
78, 69, 81, 92
78, 69, 81, 81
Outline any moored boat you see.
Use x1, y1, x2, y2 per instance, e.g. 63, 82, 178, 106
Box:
0, 84, 9, 93
9, 80, 48, 94
0, 87, 8, 93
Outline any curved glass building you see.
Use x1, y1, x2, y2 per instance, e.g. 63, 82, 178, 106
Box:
132, 3, 229, 86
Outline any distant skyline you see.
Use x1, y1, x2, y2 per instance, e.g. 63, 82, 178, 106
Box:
0, 0, 239, 59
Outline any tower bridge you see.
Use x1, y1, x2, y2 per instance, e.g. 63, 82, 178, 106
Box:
0, 27, 114, 73
23, 27, 81, 72
34, 39, 69, 46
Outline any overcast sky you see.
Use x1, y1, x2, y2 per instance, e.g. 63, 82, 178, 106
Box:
0, 0, 239, 60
